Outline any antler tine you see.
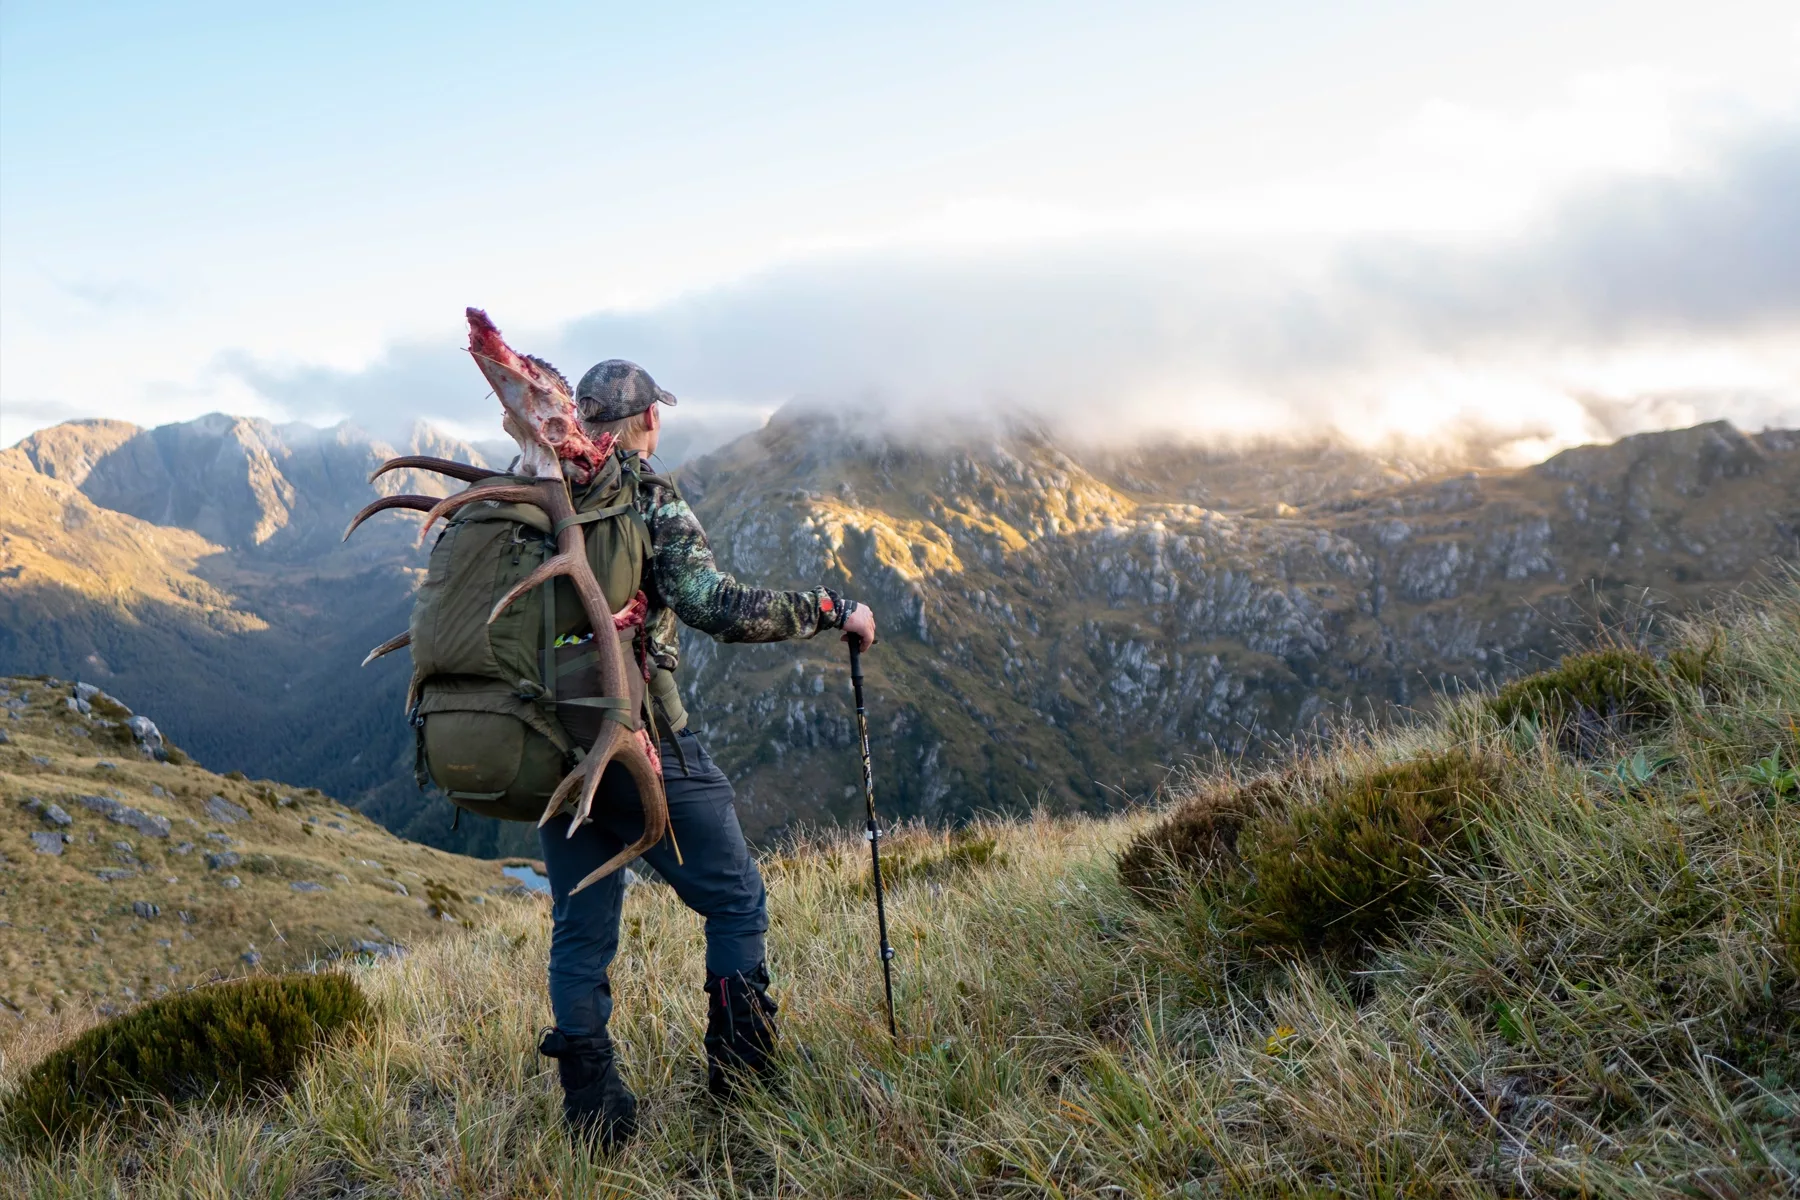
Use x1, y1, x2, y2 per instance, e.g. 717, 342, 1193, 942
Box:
538, 728, 608, 826
417, 484, 545, 544
489, 552, 581, 625
344, 494, 438, 541
361, 631, 412, 666
370, 455, 502, 485
569, 751, 669, 894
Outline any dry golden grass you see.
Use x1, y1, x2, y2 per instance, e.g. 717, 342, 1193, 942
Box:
0, 677, 529, 1034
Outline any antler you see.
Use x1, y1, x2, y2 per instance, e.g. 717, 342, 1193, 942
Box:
482, 475, 667, 891
416, 482, 548, 544
361, 631, 412, 667
343, 494, 438, 541
369, 455, 501, 485
343, 311, 665, 892
413, 472, 668, 890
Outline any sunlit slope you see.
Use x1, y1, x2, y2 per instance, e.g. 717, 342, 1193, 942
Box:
0, 676, 532, 1023
0, 445, 247, 625
0, 420, 496, 852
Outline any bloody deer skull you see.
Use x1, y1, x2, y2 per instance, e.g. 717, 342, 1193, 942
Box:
465, 307, 611, 482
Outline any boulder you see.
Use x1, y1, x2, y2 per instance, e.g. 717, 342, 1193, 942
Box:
77, 794, 171, 838
204, 795, 250, 825
126, 715, 166, 759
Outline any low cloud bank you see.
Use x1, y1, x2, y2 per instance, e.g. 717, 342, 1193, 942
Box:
239, 123, 1800, 464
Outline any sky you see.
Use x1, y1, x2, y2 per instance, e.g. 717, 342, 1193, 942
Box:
3, 1, 1798, 462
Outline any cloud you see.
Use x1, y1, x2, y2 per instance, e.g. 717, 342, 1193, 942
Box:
229, 121, 1800, 463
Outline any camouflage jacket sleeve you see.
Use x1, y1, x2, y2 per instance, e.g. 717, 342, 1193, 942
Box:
642, 481, 845, 643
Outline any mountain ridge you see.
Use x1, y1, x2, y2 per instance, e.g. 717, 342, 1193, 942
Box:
2, 408, 1795, 853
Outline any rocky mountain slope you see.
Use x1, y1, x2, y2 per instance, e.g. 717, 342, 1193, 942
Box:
0, 675, 533, 1023
676, 412, 1799, 836
2, 409, 1795, 850
0, 417, 489, 850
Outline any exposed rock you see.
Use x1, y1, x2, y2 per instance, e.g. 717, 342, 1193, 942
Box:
220, 875, 242, 889
29, 832, 67, 855
348, 938, 405, 959
95, 868, 134, 882
204, 795, 251, 825
206, 851, 241, 871
132, 900, 161, 919
76, 795, 171, 837
126, 715, 164, 756
290, 881, 327, 893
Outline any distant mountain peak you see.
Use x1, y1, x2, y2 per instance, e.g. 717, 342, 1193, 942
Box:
10, 413, 503, 555
7, 418, 143, 487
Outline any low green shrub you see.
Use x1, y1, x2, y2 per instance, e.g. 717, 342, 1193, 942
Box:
1232, 750, 1501, 951
2, 973, 368, 1149
1118, 771, 1295, 900
1486, 649, 1667, 753
876, 827, 1006, 892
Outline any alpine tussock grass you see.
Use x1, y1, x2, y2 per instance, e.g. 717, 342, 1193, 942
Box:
3, 580, 1798, 1197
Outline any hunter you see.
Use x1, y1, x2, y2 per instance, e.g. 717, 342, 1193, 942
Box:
536, 360, 878, 1147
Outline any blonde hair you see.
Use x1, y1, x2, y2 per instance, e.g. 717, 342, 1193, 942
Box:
581, 406, 653, 445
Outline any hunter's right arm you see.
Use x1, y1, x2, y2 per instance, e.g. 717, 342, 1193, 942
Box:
645, 486, 847, 643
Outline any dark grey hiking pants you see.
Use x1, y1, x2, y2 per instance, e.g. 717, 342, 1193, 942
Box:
539, 729, 768, 1038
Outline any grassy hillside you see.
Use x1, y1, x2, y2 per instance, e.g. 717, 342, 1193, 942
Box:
0, 675, 534, 1029
3, 580, 1794, 1196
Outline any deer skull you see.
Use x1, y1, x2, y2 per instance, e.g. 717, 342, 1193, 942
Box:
465, 307, 610, 482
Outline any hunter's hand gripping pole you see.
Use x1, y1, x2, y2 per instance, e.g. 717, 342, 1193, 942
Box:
849, 641, 899, 1041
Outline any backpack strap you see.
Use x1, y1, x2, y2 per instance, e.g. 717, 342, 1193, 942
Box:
556, 695, 636, 728
553, 502, 634, 534
542, 559, 557, 718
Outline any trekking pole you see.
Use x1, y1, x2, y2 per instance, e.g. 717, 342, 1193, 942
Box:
848, 640, 899, 1041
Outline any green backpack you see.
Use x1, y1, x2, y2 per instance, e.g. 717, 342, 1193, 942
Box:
407, 453, 670, 824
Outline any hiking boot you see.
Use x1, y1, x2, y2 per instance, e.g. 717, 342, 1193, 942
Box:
538, 1027, 638, 1152
704, 963, 780, 1099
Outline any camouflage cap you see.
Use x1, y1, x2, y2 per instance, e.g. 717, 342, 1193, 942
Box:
574, 359, 678, 424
